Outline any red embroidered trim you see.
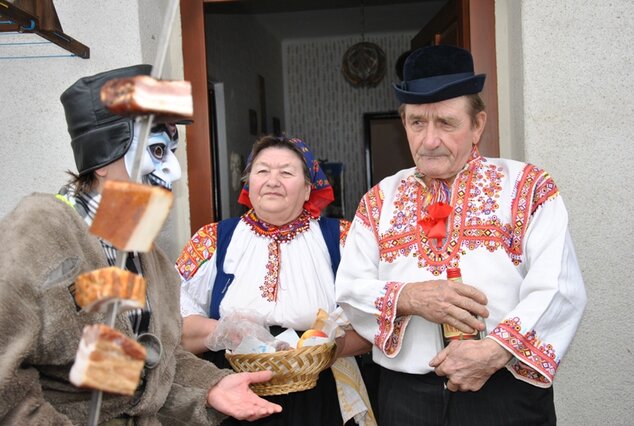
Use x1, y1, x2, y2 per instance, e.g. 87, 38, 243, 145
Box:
489, 317, 558, 383
260, 240, 280, 301
356, 185, 383, 240
176, 222, 218, 280
339, 219, 351, 246
243, 209, 311, 241
509, 165, 559, 262
365, 158, 561, 273
243, 209, 312, 302
374, 281, 408, 357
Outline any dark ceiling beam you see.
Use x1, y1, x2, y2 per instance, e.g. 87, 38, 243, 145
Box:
203, 0, 431, 14
0, 0, 89, 58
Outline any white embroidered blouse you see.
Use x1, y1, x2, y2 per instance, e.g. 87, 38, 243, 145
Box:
335, 154, 586, 387
177, 210, 350, 331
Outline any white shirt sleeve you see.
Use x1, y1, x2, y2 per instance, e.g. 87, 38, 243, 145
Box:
180, 257, 216, 317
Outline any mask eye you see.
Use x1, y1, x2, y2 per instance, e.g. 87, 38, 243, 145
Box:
149, 144, 166, 161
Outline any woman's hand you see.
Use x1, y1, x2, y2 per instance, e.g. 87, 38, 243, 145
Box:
207, 371, 282, 421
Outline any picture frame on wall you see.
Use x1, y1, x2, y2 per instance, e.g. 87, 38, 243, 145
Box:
363, 111, 413, 188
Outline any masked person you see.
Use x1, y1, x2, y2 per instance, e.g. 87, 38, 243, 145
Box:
335, 45, 587, 425
0, 64, 281, 425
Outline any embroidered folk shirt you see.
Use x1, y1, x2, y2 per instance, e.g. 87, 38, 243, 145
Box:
177, 210, 350, 331
335, 153, 586, 388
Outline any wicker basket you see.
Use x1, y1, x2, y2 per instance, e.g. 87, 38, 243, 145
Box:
225, 342, 336, 396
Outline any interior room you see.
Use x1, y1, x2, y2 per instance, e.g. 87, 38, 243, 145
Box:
193, 0, 465, 223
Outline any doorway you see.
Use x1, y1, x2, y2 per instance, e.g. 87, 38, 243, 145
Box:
180, 0, 497, 231
364, 111, 413, 188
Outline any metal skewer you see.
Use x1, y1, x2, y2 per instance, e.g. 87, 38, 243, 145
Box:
86, 1, 179, 424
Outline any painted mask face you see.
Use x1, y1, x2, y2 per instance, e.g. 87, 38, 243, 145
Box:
124, 122, 181, 190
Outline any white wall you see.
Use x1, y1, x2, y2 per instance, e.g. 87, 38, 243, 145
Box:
497, 1, 634, 424
0, 0, 189, 261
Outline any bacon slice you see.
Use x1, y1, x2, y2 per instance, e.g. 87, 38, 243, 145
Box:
89, 180, 173, 252
74, 266, 146, 312
100, 75, 193, 120
69, 324, 146, 396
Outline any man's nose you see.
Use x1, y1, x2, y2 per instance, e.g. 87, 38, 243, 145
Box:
422, 123, 441, 148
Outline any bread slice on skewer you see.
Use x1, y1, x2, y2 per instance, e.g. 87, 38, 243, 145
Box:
74, 266, 146, 312
90, 180, 173, 252
69, 324, 146, 396
100, 75, 193, 121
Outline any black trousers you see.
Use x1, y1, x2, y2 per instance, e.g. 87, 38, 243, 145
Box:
378, 366, 556, 426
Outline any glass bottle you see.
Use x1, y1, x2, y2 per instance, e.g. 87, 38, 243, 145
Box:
440, 267, 487, 348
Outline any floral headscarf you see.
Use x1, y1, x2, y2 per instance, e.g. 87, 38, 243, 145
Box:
237, 137, 334, 218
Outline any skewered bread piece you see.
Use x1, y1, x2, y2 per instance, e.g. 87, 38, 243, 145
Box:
90, 180, 173, 252
100, 75, 193, 121
74, 266, 146, 312
69, 324, 146, 396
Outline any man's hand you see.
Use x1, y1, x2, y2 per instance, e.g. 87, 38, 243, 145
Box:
429, 338, 512, 392
207, 371, 282, 421
397, 279, 489, 334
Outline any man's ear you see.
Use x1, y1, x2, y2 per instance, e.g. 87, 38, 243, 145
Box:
95, 166, 107, 177
472, 111, 487, 146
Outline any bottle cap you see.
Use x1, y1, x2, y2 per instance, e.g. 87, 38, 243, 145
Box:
447, 267, 462, 279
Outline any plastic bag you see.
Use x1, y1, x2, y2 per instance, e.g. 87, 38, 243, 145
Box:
205, 309, 279, 352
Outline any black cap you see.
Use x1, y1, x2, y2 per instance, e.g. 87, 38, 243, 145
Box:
60, 64, 152, 175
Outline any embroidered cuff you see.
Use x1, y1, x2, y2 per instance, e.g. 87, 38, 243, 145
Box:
374, 281, 411, 358
489, 317, 558, 387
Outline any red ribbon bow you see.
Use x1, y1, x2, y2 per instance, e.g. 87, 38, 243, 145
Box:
419, 202, 453, 247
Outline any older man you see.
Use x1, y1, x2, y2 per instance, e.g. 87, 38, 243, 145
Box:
336, 45, 586, 425
0, 64, 280, 425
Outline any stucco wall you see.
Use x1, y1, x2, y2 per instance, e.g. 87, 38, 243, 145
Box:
497, 1, 634, 424
0, 0, 189, 260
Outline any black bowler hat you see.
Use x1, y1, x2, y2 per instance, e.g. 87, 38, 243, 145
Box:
393, 45, 485, 104
60, 64, 152, 175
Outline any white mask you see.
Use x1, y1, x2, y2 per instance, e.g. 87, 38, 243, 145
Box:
124, 122, 181, 191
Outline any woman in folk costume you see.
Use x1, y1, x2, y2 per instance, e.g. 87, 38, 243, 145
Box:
176, 135, 375, 425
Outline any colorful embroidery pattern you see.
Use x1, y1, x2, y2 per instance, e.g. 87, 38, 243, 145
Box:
244, 209, 311, 301
243, 209, 311, 243
176, 222, 218, 280
374, 281, 408, 357
365, 155, 559, 274
356, 185, 384, 240
261, 240, 281, 301
490, 317, 558, 384
339, 219, 351, 246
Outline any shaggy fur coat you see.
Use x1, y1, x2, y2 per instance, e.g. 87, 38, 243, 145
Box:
0, 193, 231, 425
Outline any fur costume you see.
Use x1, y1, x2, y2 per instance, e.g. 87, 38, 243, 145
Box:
0, 193, 231, 425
